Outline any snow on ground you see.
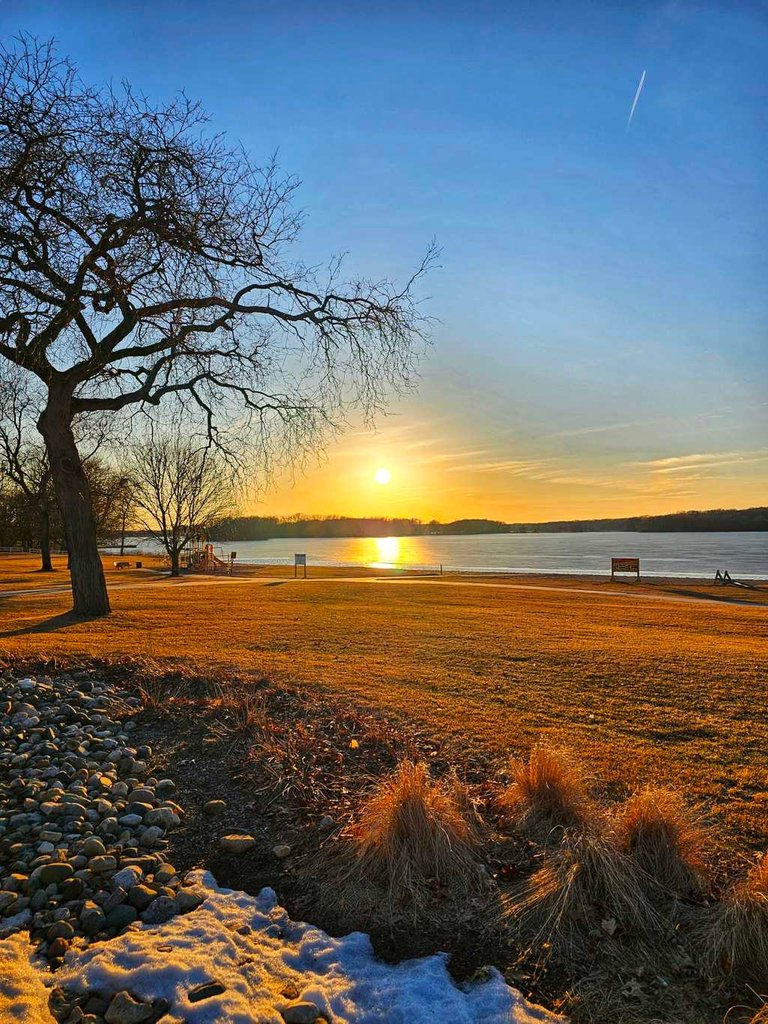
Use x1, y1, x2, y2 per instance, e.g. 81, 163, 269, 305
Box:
52, 871, 563, 1023
1, 933, 52, 1023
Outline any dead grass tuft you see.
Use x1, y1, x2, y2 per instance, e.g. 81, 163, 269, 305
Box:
244, 718, 321, 804
336, 760, 482, 916
498, 744, 597, 844
505, 825, 661, 949
700, 851, 768, 985
616, 787, 710, 897
134, 674, 183, 711
213, 687, 269, 737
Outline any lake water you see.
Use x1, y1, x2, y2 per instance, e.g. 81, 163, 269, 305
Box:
127, 532, 768, 579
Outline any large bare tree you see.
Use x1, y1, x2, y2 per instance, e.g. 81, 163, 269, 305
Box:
0, 39, 433, 616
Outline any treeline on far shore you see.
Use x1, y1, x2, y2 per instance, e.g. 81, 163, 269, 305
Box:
207, 506, 768, 541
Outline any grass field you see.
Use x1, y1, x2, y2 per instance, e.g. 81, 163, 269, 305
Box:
2, 554, 766, 848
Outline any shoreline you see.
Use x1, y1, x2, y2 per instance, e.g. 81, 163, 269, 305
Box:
2, 553, 768, 600
221, 563, 768, 588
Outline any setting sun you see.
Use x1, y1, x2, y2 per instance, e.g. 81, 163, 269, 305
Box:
374, 467, 392, 485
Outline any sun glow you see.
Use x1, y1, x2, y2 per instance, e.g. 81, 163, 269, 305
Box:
374, 466, 392, 485
373, 535, 401, 565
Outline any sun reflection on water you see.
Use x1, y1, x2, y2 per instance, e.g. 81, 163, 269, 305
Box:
370, 535, 401, 567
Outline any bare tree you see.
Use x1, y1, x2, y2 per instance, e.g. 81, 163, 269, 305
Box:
0, 364, 129, 568
130, 429, 234, 576
0, 39, 434, 616
0, 367, 55, 569
87, 461, 136, 547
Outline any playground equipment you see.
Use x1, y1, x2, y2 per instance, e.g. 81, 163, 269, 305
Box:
185, 538, 235, 576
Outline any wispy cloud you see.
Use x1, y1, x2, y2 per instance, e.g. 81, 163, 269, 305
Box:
637, 450, 768, 474
548, 419, 655, 439
445, 458, 552, 476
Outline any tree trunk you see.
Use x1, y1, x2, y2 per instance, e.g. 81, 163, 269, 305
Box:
38, 499, 54, 572
170, 548, 180, 577
38, 396, 110, 616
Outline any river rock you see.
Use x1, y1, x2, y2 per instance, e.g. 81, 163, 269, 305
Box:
219, 834, 256, 854
81, 837, 106, 857
175, 887, 205, 913
79, 901, 106, 935
281, 1001, 321, 1024
128, 885, 156, 912
105, 991, 154, 1024
141, 896, 176, 924
113, 866, 143, 890
105, 904, 137, 931
88, 855, 118, 873
36, 863, 73, 887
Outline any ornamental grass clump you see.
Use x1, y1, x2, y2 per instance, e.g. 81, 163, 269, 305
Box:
505, 825, 660, 948
347, 760, 481, 910
616, 787, 709, 897
498, 744, 597, 844
699, 852, 768, 985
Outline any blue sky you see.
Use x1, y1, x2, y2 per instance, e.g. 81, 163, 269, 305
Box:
3, 1, 766, 519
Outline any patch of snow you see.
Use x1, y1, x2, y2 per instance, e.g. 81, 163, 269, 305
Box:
0, 933, 52, 1023
53, 871, 563, 1023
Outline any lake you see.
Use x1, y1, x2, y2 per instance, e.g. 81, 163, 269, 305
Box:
127, 531, 768, 579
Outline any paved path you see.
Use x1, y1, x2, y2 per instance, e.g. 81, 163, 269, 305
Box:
1, 571, 766, 610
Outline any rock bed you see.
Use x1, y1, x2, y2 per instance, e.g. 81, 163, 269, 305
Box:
0, 668, 205, 971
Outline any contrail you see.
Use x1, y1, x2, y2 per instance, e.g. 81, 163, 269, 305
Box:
626, 69, 646, 131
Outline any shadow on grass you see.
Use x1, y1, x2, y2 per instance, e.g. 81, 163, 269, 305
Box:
665, 587, 768, 607
0, 611, 101, 638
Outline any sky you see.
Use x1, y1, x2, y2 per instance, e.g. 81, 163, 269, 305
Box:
3, 1, 766, 522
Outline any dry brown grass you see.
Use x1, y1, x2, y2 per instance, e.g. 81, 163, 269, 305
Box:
498, 744, 597, 844
505, 825, 660, 948
342, 760, 481, 912
213, 687, 268, 736
135, 674, 184, 711
700, 852, 768, 985
2, 560, 767, 849
616, 787, 710, 897
750, 1004, 768, 1024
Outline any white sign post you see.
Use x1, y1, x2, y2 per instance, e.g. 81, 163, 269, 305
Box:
294, 553, 307, 578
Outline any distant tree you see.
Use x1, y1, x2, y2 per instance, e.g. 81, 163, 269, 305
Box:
0, 39, 433, 616
107, 473, 136, 555
0, 365, 127, 567
0, 368, 55, 568
0, 475, 34, 548
87, 461, 136, 546
130, 429, 235, 576
0, 476, 15, 546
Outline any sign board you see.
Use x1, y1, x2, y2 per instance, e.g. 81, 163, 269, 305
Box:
611, 557, 640, 580
294, 553, 307, 566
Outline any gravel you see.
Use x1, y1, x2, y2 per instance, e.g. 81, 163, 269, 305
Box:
0, 668, 204, 966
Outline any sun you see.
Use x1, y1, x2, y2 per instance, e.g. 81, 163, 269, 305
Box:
374, 466, 392, 485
